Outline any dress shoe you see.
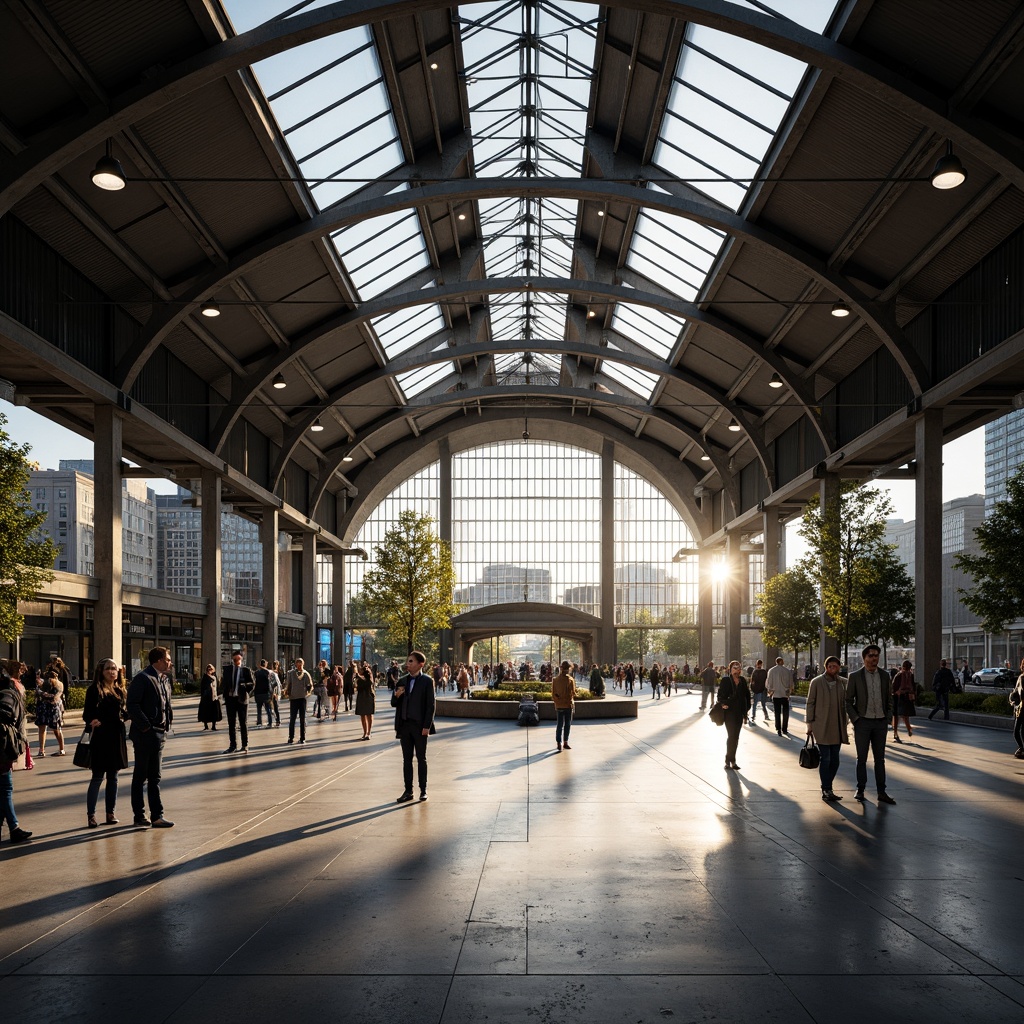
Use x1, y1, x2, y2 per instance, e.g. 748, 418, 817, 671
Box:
10, 828, 32, 843
892, 735, 902, 743
106, 814, 119, 824
133, 816, 150, 827
828, 791, 842, 801
287, 738, 294, 744
419, 792, 428, 801
732, 763, 740, 770
223, 747, 237, 754
87, 814, 98, 828
877, 793, 897, 805
151, 818, 175, 828
240, 747, 248, 754
556, 742, 562, 751
854, 790, 865, 801
396, 792, 414, 803
563, 743, 571, 750
1014, 749, 1024, 759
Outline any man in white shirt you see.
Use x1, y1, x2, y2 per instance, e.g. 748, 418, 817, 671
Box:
845, 644, 896, 804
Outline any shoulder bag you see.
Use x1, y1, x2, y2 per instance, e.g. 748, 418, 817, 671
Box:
799, 736, 820, 770
73, 726, 93, 769
708, 703, 726, 726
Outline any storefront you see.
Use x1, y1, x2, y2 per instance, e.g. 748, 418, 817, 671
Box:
221, 620, 263, 668
16, 598, 92, 682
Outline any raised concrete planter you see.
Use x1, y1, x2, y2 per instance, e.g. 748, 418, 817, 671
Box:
436, 695, 638, 719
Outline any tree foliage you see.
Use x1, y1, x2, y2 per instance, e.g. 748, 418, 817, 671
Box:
617, 608, 657, 664
797, 483, 898, 663
955, 467, 1024, 632
856, 546, 915, 654
661, 605, 699, 660
0, 413, 57, 641
756, 568, 819, 660
360, 510, 459, 655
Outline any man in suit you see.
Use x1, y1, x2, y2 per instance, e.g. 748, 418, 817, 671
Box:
127, 646, 174, 828
391, 650, 436, 803
220, 650, 255, 753
845, 643, 897, 804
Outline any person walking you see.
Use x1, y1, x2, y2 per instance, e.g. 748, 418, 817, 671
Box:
1, 660, 32, 843
748, 660, 770, 724
328, 664, 342, 720
312, 659, 330, 721
284, 658, 313, 744
650, 662, 662, 699
392, 651, 436, 802
552, 659, 577, 751
717, 661, 750, 770
268, 661, 283, 727
1010, 660, 1024, 759
220, 651, 255, 754
806, 657, 849, 802
127, 646, 175, 828
891, 660, 916, 742
83, 659, 128, 827
845, 643, 896, 805
929, 659, 955, 721
342, 660, 356, 713
253, 660, 274, 728
766, 657, 793, 735
197, 664, 222, 730
35, 669, 66, 756
355, 661, 376, 740
699, 660, 718, 712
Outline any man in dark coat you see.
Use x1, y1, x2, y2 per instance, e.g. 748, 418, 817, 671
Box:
127, 646, 174, 827
220, 650, 255, 753
929, 659, 956, 721
391, 651, 436, 803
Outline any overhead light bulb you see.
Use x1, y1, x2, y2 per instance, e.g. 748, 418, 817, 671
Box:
310, 418, 324, 432
700, 452, 711, 461
91, 142, 126, 190
200, 300, 220, 318
597, 210, 604, 217
831, 301, 851, 318
430, 62, 438, 70
457, 212, 466, 221
930, 144, 967, 189
271, 373, 287, 389
728, 419, 741, 432
342, 455, 353, 463
768, 372, 784, 388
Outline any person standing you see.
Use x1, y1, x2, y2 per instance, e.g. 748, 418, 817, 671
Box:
891, 660, 916, 742
253, 660, 274, 728
845, 643, 896, 805
748, 660, 770, 724
391, 651, 436, 802
342, 660, 356, 713
268, 661, 283, 727
650, 662, 662, 699
589, 662, 604, 696
699, 660, 718, 712
1, 660, 32, 843
35, 670, 66, 756
806, 657, 849, 802
312, 659, 330, 721
220, 650, 255, 753
717, 661, 750, 771
284, 658, 313, 744
929, 659, 955, 721
197, 664, 222, 730
766, 657, 793, 735
83, 659, 128, 827
552, 659, 576, 751
1010, 660, 1024, 759
127, 646, 175, 828
355, 661, 376, 740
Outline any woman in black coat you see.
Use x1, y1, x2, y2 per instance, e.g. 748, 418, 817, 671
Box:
718, 660, 751, 771
198, 664, 223, 729
83, 659, 128, 827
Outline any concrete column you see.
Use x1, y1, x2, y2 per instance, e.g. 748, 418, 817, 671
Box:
818, 472, 841, 666
600, 440, 616, 663
438, 438, 452, 664
763, 511, 781, 664
261, 509, 279, 665
331, 550, 346, 664
916, 409, 942, 681
201, 469, 222, 668
724, 532, 742, 659
302, 531, 317, 661
698, 547, 713, 667
93, 405, 122, 664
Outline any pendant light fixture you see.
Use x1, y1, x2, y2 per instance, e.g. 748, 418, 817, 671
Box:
930, 142, 967, 189
91, 141, 126, 191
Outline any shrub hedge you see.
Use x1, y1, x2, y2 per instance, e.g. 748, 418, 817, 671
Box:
470, 687, 598, 702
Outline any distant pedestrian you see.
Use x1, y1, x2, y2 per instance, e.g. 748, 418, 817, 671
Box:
284, 658, 313, 744
699, 661, 717, 711
552, 660, 577, 751
198, 664, 222, 730
35, 670, 66, 757
891, 660, 916, 742
717, 661, 750, 770
928, 659, 955, 721
355, 662, 375, 739
749, 660, 769, 724
766, 657, 793, 735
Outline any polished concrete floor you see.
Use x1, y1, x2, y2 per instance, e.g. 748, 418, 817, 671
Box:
2, 689, 1022, 1024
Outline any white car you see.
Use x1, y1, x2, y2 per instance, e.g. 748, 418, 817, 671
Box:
971, 667, 1015, 687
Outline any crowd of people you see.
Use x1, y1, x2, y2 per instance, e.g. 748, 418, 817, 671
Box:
3, 644, 1022, 845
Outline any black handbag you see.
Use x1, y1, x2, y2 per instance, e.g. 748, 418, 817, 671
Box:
73, 727, 92, 769
799, 736, 820, 770
708, 703, 726, 726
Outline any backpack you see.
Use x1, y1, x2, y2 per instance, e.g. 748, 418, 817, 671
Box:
0, 685, 21, 726
0, 687, 25, 762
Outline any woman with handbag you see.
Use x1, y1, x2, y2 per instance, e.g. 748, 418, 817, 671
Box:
82, 659, 129, 827
355, 661, 376, 740
805, 657, 850, 802
717, 661, 751, 770
198, 664, 223, 730
891, 660, 916, 743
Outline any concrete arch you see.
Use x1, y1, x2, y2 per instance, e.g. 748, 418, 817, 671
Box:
330, 410, 712, 542
4, 0, 1023, 218
268, 336, 804, 493
452, 604, 605, 665
116, 178, 915, 392
209, 275, 819, 455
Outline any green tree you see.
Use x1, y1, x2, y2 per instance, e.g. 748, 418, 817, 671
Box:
955, 467, 1024, 631
798, 483, 893, 664
0, 413, 57, 641
361, 510, 458, 655
661, 605, 699, 661
755, 568, 819, 665
856, 547, 915, 663
617, 608, 657, 665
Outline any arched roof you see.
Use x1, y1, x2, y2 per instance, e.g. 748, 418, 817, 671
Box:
2, 0, 1024, 538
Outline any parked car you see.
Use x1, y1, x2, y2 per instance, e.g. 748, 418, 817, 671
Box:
971, 667, 1016, 687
